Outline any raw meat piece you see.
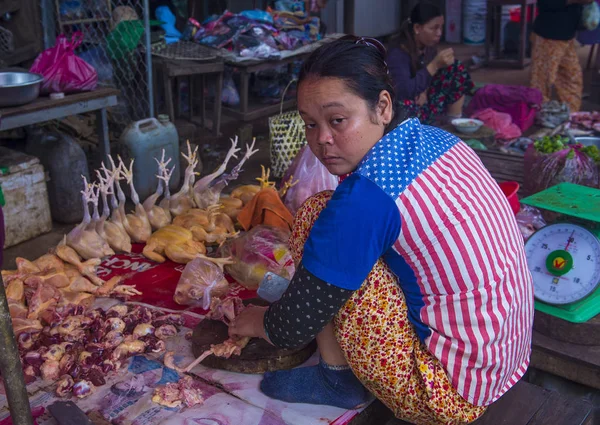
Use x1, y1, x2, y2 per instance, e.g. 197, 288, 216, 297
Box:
152, 376, 205, 408
169, 142, 200, 216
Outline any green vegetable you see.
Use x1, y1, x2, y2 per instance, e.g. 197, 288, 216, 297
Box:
533, 135, 571, 154
581, 144, 600, 163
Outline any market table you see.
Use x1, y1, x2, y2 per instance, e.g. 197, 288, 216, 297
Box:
220, 34, 344, 122
0, 248, 366, 425
0, 88, 119, 164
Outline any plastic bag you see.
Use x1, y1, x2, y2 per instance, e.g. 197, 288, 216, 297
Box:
30, 33, 98, 94
174, 258, 229, 309
218, 225, 295, 290
523, 144, 599, 196
581, 1, 600, 31
516, 205, 546, 242
283, 146, 338, 214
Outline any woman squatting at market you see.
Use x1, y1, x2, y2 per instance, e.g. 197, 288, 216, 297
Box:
229, 36, 534, 425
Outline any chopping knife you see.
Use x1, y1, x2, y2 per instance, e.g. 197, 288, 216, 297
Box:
257, 272, 291, 303
47, 401, 96, 425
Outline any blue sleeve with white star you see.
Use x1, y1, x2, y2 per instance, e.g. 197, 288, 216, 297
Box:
302, 173, 401, 290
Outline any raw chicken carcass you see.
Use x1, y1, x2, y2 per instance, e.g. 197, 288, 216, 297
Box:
143, 150, 173, 230
169, 142, 200, 216
95, 164, 132, 253
175, 206, 238, 246
117, 157, 153, 243
142, 225, 206, 264
66, 176, 115, 260
193, 138, 258, 208
55, 237, 104, 286
191, 137, 241, 205
218, 197, 244, 221
173, 255, 234, 308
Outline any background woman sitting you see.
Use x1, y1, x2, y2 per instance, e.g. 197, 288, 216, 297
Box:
387, 1, 475, 124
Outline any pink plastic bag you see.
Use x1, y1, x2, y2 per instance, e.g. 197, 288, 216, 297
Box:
465, 84, 543, 132
282, 146, 338, 214
523, 144, 599, 196
30, 33, 98, 94
472, 108, 522, 141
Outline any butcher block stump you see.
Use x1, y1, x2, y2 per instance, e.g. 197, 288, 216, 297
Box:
191, 319, 317, 373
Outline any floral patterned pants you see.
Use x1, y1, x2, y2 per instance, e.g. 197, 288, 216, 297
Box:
289, 191, 487, 425
402, 60, 475, 125
530, 33, 583, 113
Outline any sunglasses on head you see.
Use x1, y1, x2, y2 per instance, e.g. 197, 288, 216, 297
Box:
341, 35, 387, 57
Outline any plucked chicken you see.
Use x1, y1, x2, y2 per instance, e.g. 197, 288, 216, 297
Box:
193, 138, 258, 208
116, 157, 153, 243
94, 164, 132, 253
173, 254, 234, 308
142, 225, 206, 264
66, 176, 114, 260
169, 142, 199, 216
143, 150, 173, 230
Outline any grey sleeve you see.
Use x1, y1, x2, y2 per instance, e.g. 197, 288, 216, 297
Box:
263, 262, 354, 349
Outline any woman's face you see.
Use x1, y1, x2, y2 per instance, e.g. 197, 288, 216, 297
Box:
414, 16, 444, 47
297, 77, 393, 176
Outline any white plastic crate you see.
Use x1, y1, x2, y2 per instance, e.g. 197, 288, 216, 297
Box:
0, 147, 52, 248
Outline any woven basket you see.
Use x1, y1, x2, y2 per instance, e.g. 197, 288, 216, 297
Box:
269, 80, 307, 178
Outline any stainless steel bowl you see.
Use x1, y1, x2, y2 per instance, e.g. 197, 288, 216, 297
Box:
575, 137, 600, 149
0, 71, 44, 108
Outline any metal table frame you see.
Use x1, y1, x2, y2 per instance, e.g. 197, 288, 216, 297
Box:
0, 88, 119, 163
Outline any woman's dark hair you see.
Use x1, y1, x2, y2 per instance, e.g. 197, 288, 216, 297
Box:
391, 1, 443, 76
298, 36, 401, 132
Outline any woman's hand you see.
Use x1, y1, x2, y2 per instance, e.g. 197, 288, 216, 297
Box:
435, 48, 455, 69
228, 305, 270, 341
415, 91, 428, 106
426, 48, 454, 76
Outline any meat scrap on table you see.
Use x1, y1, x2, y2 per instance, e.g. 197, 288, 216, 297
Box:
162, 296, 251, 375
15, 302, 184, 399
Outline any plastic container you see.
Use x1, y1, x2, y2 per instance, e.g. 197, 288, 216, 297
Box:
445, 0, 462, 43
25, 130, 90, 223
0, 147, 52, 248
463, 0, 486, 45
499, 181, 520, 215
120, 115, 181, 200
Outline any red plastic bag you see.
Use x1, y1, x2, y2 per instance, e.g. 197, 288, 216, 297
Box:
30, 33, 97, 94
282, 146, 338, 214
523, 144, 599, 196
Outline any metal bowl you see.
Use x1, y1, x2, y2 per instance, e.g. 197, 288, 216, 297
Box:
575, 137, 600, 149
0, 71, 44, 108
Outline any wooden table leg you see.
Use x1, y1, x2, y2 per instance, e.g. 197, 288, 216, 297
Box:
485, 3, 492, 62
96, 108, 110, 164
213, 71, 223, 137
239, 69, 250, 116
162, 63, 175, 122
189, 75, 194, 122
175, 77, 181, 119
200, 75, 206, 127
494, 4, 502, 59
519, 1, 527, 69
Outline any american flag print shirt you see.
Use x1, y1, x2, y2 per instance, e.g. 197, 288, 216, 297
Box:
302, 118, 534, 406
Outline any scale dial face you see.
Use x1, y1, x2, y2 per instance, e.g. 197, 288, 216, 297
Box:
525, 223, 600, 305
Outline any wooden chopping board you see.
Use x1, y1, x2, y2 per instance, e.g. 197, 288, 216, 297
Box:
191, 299, 317, 374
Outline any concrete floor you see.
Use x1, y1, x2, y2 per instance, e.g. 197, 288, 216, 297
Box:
3, 42, 599, 270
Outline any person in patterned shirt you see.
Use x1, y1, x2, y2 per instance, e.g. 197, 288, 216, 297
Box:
229, 36, 534, 425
